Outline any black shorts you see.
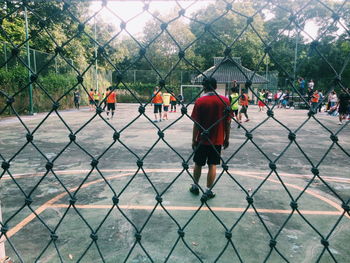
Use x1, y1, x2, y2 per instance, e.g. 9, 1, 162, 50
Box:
163, 105, 169, 112
240, 106, 248, 113
89, 100, 94, 105
107, 103, 115, 111
193, 145, 222, 166
338, 105, 348, 115
232, 109, 238, 117
94, 100, 99, 104
154, 104, 162, 113
171, 101, 177, 106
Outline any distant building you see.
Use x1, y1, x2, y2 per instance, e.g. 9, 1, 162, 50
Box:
192, 57, 268, 103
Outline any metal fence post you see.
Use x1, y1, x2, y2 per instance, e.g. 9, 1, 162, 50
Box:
292, 29, 299, 103
24, 6, 33, 115
94, 17, 99, 91
265, 56, 269, 90
33, 49, 37, 73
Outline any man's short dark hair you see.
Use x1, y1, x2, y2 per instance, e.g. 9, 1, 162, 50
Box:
202, 77, 217, 90
231, 87, 239, 93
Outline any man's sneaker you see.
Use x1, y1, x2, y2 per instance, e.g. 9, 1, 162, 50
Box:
245, 119, 250, 122
153, 120, 158, 123
189, 184, 200, 195
338, 121, 342, 125
204, 189, 216, 199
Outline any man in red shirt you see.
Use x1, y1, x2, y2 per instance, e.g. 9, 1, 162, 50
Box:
190, 77, 231, 199
106, 87, 117, 120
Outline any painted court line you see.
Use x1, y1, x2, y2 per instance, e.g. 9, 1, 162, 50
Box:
2, 170, 349, 240
4, 173, 134, 239
2, 169, 350, 184
48, 204, 345, 216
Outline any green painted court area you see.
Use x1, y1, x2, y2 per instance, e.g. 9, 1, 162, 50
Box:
0, 104, 349, 262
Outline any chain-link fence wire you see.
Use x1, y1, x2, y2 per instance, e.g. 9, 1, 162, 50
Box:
0, 39, 113, 114
0, 0, 350, 262
113, 69, 198, 86
0, 41, 76, 74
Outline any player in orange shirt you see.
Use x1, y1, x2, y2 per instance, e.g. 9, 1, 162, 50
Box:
238, 90, 250, 123
152, 87, 163, 122
170, 92, 177, 112
310, 90, 320, 113
106, 87, 117, 120
88, 89, 95, 111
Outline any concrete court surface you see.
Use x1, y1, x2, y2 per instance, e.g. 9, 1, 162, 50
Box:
0, 103, 349, 262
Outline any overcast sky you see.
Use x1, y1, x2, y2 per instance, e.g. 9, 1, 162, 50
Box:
89, 1, 212, 36
89, 1, 325, 41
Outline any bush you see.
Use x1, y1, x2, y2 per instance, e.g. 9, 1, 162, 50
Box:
0, 68, 182, 115
0, 66, 78, 115
0, 66, 29, 114
34, 72, 77, 112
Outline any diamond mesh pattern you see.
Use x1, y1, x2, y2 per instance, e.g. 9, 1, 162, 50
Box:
0, 0, 350, 262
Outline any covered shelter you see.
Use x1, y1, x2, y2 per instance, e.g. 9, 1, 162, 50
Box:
192, 57, 268, 102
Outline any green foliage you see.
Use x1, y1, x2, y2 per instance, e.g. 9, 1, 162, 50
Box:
0, 66, 79, 114
33, 72, 77, 112
0, 66, 28, 114
190, 1, 266, 70
1, 0, 349, 113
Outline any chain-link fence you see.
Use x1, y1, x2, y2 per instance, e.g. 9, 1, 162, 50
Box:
0, 40, 112, 114
0, 0, 350, 262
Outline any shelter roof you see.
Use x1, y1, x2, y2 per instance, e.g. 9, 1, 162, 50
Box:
193, 57, 268, 84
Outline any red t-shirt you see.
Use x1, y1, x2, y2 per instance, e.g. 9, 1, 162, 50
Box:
191, 93, 230, 145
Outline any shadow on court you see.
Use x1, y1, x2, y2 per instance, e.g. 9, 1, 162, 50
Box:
0, 104, 349, 262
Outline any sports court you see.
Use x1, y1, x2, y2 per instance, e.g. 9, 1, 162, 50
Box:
1, 104, 349, 262
1, 0, 350, 262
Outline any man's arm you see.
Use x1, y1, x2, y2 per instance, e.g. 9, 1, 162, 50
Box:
192, 123, 199, 150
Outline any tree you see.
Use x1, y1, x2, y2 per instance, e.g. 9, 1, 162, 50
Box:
141, 10, 197, 71
190, 1, 266, 70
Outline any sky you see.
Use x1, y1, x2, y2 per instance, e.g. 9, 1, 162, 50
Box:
89, 1, 212, 36
88, 0, 334, 41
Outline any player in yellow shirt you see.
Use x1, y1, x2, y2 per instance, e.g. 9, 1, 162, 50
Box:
162, 91, 171, 120
229, 86, 240, 127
